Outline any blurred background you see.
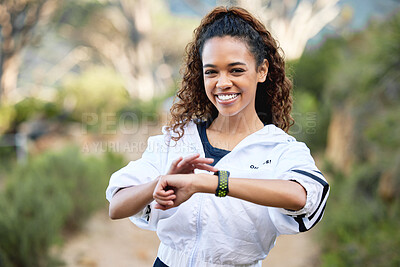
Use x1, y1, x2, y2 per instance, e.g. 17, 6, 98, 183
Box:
0, 0, 399, 266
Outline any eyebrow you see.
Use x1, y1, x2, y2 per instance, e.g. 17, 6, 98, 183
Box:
203, 62, 247, 68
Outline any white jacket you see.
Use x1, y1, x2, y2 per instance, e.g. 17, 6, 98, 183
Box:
106, 122, 329, 267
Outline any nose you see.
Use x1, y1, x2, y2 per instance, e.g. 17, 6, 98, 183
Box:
216, 73, 232, 89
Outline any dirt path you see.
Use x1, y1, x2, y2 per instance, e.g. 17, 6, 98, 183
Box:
60, 209, 160, 267
60, 208, 320, 267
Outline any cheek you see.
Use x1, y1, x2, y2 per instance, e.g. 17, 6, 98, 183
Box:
204, 78, 213, 88
204, 80, 215, 98
205, 90, 215, 103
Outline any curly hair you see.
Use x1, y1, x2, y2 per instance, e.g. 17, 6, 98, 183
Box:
167, 6, 294, 141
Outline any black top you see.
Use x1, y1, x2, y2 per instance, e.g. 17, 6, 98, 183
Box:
196, 121, 230, 167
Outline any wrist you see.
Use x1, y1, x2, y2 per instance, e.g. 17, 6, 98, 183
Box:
152, 175, 161, 189
193, 173, 218, 194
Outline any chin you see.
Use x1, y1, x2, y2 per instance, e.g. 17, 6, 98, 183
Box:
215, 109, 241, 118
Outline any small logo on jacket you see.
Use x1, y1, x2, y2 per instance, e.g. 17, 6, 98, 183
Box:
250, 160, 271, 169
263, 160, 272, 165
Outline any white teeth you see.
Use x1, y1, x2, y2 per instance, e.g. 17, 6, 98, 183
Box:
217, 94, 239, 101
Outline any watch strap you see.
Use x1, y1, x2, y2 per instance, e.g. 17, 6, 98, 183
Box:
215, 170, 230, 197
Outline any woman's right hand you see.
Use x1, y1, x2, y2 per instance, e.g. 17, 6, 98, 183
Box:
167, 154, 218, 174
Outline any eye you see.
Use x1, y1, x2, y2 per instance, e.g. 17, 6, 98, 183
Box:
231, 68, 245, 74
204, 69, 217, 75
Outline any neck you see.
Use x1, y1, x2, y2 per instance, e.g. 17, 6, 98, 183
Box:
210, 112, 264, 135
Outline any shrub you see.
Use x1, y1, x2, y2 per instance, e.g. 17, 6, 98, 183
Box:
57, 66, 129, 129
319, 164, 400, 267
0, 104, 16, 135
290, 90, 330, 151
0, 147, 124, 267
307, 11, 400, 267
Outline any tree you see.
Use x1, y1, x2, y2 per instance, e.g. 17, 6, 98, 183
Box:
217, 0, 341, 60
56, 0, 162, 100
0, 0, 59, 104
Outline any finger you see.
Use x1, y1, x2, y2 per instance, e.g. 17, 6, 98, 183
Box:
195, 158, 214, 162
177, 153, 200, 168
153, 178, 171, 199
154, 203, 170, 210
167, 157, 183, 174
182, 157, 213, 166
156, 199, 174, 208
190, 158, 214, 164
154, 194, 176, 201
154, 188, 175, 197
194, 163, 218, 173
155, 203, 176, 210
172, 157, 183, 166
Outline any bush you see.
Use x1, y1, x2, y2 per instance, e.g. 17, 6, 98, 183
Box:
290, 90, 330, 151
13, 98, 62, 126
288, 37, 345, 151
0, 147, 124, 267
319, 164, 400, 267
58, 66, 129, 129
0, 104, 16, 135
307, 11, 400, 267
117, 93, 171, 124
57, 66, 175, 133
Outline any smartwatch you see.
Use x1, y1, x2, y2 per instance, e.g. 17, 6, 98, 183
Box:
214, 170, 230, 197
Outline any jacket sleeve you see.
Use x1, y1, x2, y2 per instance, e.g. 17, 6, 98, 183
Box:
105, 135, 167, 231
269, 141, 329, 235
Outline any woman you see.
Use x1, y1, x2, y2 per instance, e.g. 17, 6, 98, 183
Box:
106, 6, 329, 267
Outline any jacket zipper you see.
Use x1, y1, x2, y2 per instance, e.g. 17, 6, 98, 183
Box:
188, 194, 203, 266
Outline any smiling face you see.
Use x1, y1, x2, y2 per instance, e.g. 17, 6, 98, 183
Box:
202, 36, 268, 121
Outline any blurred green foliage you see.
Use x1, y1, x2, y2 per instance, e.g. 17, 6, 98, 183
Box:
0, 66, 172, 141
288, 37, 347, 150
54, 0, 105, 28
13, 98, 61, 125
320, 164, 400, 267
0, 105, 16, 134
0, 97, 62, 137
0, 147, 125, 267
57, 66, 172, 133
0, 98, 63, 166
117, 84, 176, 124
57, 66, 128, 123
293, 11, 400, 267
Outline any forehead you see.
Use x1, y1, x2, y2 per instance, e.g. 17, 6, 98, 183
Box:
201, 36, 255, 66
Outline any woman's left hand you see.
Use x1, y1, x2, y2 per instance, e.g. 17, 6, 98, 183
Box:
153, 174, 198, 210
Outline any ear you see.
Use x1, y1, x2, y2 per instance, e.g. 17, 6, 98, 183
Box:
257, 59, 269, 83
